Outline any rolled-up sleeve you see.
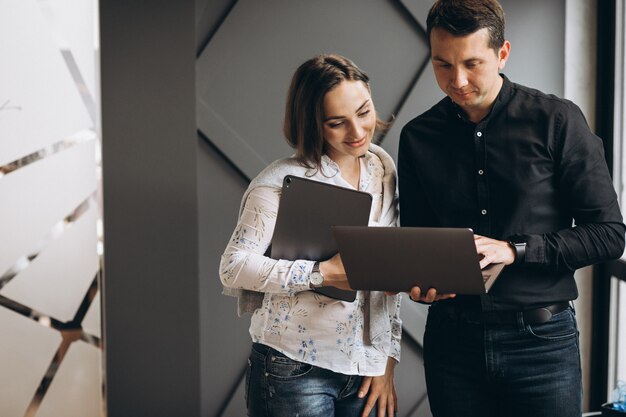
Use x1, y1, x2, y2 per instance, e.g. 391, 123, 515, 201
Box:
219, 186, 314, 295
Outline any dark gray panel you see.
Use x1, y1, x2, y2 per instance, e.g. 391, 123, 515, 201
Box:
197, 0, 427, 179
197, 135, 253, 417
100, 1, 201, 416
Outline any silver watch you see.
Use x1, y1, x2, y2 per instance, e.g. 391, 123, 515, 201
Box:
310, 262, 324, 288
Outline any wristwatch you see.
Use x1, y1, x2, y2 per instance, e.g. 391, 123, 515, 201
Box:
508, 235, 527, 264
310, 262, 324, 288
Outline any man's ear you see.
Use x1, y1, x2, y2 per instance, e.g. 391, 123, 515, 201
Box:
498, 40, 511, 70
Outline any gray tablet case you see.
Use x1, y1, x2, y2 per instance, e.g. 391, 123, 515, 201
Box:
270, 175, 372, 302
332, 226, 505, 294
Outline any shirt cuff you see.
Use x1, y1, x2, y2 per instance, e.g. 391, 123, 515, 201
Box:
287, 260, 316, 294
520, 234, 546, 265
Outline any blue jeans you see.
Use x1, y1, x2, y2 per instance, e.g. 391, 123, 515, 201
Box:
246, 343, 377, 417
423, 305, 582, 417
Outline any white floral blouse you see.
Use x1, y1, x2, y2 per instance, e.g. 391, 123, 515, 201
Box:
219, 147, 402, 376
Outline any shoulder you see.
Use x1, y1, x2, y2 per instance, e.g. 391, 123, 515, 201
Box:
367, 143, 397, 175
250, 156, 304, 189
401, 96, 452, 140
368, 143, 393, 163
509, 81, 582, 117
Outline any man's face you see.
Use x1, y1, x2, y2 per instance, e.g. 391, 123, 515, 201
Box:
430, 27, 510, 122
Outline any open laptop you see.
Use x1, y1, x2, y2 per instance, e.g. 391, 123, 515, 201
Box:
332, 226, 504, 294
270, 175, 372, 302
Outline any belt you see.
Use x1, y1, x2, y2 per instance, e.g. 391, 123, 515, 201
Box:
437, 302, 571, 325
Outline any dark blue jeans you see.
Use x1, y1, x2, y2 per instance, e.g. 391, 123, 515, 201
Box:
246, 343, 377, 417
424, 305, 582, 417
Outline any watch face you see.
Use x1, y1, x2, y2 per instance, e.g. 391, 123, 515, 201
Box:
310, 272, 324, 286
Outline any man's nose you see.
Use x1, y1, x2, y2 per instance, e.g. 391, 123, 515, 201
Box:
452, 68, 469, 88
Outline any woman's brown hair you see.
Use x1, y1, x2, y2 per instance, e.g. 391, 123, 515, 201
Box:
283, 54, 387, 169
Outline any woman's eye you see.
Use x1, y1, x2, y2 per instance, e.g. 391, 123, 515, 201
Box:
358, 110, 371, 118
328, 122, 343, 128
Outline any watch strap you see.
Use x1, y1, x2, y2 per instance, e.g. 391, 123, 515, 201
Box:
508, 239, 526, 264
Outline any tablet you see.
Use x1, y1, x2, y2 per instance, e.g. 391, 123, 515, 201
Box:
270, 175, 372, 301
332, 226, 504, 294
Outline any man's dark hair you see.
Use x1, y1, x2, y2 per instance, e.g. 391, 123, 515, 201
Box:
426, 0, 506, 51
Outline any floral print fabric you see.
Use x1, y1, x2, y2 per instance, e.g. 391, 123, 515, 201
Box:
220, 151, 401, 376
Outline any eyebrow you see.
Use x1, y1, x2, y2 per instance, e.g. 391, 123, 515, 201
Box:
432, 56, 481, 64
324, 99, 370, 122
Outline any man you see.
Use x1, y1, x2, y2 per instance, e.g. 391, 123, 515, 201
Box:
398, 1, 626, 416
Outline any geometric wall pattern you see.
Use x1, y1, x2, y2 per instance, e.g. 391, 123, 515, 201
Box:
196, 1, 565, 416
0, 0, 102, 416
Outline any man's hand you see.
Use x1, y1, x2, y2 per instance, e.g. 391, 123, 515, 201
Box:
408, 287, 456, 303
474, 234, 516, 268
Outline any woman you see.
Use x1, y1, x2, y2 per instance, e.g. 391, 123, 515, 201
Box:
219, 54, 401, 417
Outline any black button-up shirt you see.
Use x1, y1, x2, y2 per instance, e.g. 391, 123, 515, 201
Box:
398, 75, 625, 310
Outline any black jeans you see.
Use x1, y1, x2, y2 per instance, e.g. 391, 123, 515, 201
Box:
424, 306, 582, 417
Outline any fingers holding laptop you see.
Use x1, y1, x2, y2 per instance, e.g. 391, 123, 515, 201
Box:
408, 286, 456, 303
319, 253, 353, 291
473, 234, 515, 268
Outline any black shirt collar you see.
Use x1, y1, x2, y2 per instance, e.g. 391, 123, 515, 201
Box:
447, 73, 513, 125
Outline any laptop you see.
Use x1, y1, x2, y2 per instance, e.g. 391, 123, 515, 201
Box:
270, 175, 372, 302
332, 226, 505, 294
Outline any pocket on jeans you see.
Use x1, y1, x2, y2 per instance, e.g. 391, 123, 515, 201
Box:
525, 308, 578, 341
265, 349, 313, 380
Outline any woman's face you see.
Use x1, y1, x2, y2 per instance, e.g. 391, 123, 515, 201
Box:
322, 80, 376, 164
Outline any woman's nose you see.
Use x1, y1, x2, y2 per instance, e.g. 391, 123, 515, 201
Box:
348, 120, 365, 139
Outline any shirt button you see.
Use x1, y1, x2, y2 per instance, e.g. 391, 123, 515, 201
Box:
476, 131, 482, 137
481, 209, 487, 215
478, 169, 484, 175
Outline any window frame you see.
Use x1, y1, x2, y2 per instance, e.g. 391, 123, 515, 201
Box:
590, 0, 626, 409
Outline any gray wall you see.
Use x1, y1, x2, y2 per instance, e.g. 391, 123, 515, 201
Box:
196, 1, 565, 417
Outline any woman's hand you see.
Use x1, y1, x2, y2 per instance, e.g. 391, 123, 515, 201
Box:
319, 253, 352, 290
358, 357, 398, 417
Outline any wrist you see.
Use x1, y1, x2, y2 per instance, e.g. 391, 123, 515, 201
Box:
318, 261, 339, 284
508, 235, 527, 264
309, 262, 325, 288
